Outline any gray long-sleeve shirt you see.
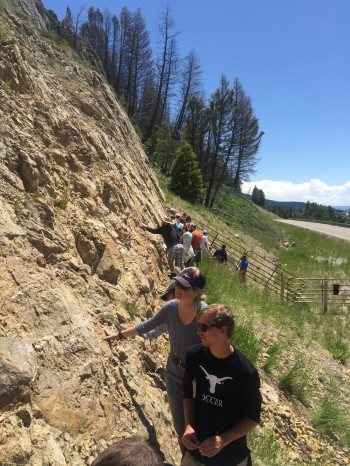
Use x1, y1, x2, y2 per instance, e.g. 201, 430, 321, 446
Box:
136, 299, 207, 378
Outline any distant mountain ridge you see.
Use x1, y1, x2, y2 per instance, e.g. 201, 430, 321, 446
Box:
265, 200, 349, 211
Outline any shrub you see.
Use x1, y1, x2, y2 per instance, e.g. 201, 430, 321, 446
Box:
126, 302, 138, 318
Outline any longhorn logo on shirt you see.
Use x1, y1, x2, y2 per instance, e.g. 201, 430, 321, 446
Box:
199, 365, 233, 393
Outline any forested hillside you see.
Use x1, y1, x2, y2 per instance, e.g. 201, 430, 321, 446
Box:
50, 3, 264, 208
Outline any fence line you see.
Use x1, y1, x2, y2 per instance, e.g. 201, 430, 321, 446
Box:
192, 217, 350, 310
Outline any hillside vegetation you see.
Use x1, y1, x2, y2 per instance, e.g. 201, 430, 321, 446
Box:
160, 179, 350, 465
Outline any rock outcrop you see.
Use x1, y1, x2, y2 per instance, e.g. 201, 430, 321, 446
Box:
0, 1, 179, 464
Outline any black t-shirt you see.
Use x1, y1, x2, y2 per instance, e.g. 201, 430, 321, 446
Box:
183, 344, 262, 464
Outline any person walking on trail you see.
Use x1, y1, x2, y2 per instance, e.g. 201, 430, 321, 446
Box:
103, 267, 207, 453
181, 304, 262, 466
141, 217, 181, 278
237, 255, 248, 282
213, 244, 227, 264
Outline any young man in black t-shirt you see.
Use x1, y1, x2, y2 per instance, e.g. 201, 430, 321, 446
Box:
181, 304, 262, 466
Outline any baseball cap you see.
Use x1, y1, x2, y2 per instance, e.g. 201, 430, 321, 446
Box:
160, 281, 176, 301
175, 267, 206, 289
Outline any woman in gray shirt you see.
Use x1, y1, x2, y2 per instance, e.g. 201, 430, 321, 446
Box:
104, 267, 206, 450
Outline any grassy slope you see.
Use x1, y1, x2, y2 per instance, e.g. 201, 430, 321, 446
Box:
160, 178, 350, 464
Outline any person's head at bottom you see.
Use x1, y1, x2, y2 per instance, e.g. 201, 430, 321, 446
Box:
91, 435, 164, 466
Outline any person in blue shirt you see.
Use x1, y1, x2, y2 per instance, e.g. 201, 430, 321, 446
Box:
237, 255, 248, 282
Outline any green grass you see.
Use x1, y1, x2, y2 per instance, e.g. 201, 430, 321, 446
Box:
324, 331, 349, 365
274, 222, 350, 277
263, 342, 281, 372
38, 29, 69, 48
231, 322, 260, 364
249, 428, 292, 465
2, 78, 12, 91
278, 359, 311, 404
58, 191, 70, 209
0, 23, 9, 39
13, 199, 23, 213
312, 396, 350, 445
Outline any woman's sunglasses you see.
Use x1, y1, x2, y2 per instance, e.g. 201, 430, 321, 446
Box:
197, 323, 220, 332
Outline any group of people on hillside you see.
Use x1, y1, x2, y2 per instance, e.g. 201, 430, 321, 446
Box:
141, 209, 211, 279
141, 207, 248, 282
101, 208, 260, 466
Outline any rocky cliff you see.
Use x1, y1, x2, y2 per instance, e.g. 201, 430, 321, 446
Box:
0, 1, 179, 464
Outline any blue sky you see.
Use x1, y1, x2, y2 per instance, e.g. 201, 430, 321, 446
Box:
43, 0, 350, 206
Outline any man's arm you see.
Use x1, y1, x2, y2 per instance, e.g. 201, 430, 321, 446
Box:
141, 223, 164, 235
198, 417, 258, 458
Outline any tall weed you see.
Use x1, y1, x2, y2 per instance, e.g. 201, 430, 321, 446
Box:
263, 342, 281, 372
279, 359, 311, 404
312, 396, 350, 445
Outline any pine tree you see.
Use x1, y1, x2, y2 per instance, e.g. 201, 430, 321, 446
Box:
169, 141, 204, 201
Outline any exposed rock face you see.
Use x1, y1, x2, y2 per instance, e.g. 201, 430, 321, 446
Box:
0, 1, 179, 464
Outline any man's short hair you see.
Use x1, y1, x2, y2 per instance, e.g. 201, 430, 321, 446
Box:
91, 436, 163, 466
197, 303, 235, 338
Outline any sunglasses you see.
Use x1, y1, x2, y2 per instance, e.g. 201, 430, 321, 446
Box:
197, 323, 220, 332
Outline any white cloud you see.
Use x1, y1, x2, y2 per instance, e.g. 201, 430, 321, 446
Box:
242, 179, 350, 206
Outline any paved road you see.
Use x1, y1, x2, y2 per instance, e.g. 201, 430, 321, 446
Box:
275, 219, 350, 242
